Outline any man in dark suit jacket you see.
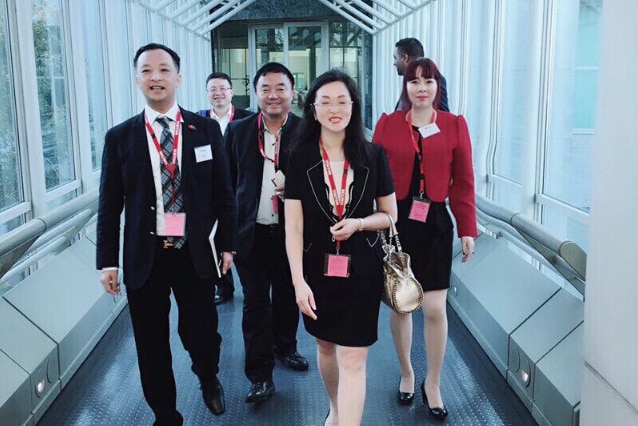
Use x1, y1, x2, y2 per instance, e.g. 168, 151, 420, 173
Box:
225, 62, 308, 405
96, 43, 237, 425
393, 37, 450, 112
197, 71, 254, 305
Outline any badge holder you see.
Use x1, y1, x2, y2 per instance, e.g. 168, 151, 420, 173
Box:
408, 195, 431, 223
164, 213, 186, 236
323, 252, 351, 278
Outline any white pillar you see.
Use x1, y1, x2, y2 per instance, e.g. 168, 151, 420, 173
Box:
581, 0, 638, 424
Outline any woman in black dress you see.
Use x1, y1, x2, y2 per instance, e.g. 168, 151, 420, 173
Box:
285, 69, 397, 426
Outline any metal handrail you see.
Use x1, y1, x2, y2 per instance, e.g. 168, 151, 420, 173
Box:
0, 189, 99, 282
475, 194, 586, 295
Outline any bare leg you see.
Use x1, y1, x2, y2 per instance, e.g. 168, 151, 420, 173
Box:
390, 310, 414, 393
317, 339, 339, 426
422, 289, 448, 408
336, 346, 369, 426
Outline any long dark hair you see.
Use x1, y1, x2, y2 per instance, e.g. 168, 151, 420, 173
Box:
291, 69, 368, 168
398, 57, 442, 110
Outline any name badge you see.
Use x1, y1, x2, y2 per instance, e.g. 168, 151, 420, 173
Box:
194, 145, 213, 163
418, 122, 441, 138
323, 254, 351, 278
164, 213, 186, 236
271, 195, 279, 214
408, 197, 431, 223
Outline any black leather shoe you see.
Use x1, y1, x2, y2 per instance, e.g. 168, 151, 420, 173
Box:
421, 380, 448, 420
201, 377, 225, 415
245, 380, 275, 403
214, 287, 233, 305
398, 377, 414, 405
276, 351, 309, 371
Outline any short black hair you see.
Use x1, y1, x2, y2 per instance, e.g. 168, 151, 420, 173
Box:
133, 43, 180, 72
206, 72, 232, 88
395, 38, 424, 60
252, 62, 294, 91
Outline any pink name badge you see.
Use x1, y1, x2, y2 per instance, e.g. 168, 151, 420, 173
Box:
164, 213, 186, 236
323, 254, 351, 278
272, 195, 279, 214
408, 197, 431, 223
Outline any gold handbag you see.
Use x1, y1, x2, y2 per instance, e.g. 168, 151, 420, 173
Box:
380, 214, 424, 314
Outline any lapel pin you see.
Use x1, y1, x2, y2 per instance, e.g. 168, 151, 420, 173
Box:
188, 124, 196, 130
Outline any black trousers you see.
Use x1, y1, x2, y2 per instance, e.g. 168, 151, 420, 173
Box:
235, 224, 300, 383
127, 240, 221, 425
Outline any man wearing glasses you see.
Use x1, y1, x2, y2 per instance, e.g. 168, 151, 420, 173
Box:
199, 72, 254, 305
199, 72, 254, 135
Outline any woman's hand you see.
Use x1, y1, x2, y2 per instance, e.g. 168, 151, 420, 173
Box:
330, 218, 359, 241
294, 281, 317, 320
461, 236, 475, 263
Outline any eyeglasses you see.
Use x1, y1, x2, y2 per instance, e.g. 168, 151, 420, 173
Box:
313, 100, 354, 110
207, 87, 231, 93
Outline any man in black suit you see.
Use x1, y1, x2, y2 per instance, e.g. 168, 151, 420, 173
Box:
225, 62, 308, 404
197, 71, 254, 305
393, 37, 450, 112
96, 43, 236, 425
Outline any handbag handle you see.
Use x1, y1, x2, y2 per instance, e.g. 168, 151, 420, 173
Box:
384, 213, 403, 253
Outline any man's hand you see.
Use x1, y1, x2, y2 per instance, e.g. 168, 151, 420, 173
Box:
221, 252, 234, 275
100, 270, 120, 295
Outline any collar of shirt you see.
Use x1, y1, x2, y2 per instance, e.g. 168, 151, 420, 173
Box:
263, 112, 289, 135
211, 106, 232, 121
144, 103, 182, 123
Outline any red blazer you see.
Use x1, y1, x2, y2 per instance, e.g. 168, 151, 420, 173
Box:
372, 109, 477, 237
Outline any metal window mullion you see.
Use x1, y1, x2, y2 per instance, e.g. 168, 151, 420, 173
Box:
14, 0, 47, 217
536, 0, 555, 224
486, 0, 505, 199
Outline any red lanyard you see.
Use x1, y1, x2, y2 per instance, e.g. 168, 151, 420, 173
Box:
257, 112, 282, 168
320, 139, 350, 251
228, 106, 235, 122
145, 110, 182, 180
406, 110, 436, 197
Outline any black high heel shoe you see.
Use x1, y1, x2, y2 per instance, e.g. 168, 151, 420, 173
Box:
397, 377, 415, 405
421, 380, 448, 420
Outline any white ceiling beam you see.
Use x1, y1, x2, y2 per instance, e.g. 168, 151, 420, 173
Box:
371, 0, 405, 17
346, 0, 393, 24
198, 0, 259, 34
315, 0, 377, 34
190, 1, 234, 30
193, 0, 246, 31
170, 0, 201, 19
331, 0, 384, 29
180, 0, 226, 27
148, 0, 179, 12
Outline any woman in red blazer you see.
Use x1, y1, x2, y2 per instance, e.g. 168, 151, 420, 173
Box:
372, 58, 477, 420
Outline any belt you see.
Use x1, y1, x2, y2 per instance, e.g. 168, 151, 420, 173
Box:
255, 223, 280, 233
157, 237, 178, 249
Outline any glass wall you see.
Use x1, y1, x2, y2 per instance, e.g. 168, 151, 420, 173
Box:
542, 0, 602, 249
0, 1, 23, 235
33, 0, 75, 191
216, 23, 250, 108
81, 1, 108, 171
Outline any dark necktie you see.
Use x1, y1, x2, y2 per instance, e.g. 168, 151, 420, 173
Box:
156, 116, 186, 249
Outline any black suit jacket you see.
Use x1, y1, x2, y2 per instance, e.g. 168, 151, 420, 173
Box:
96, 108, 237, 289
285, 142, 395, 279
225, 113, 301, 262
